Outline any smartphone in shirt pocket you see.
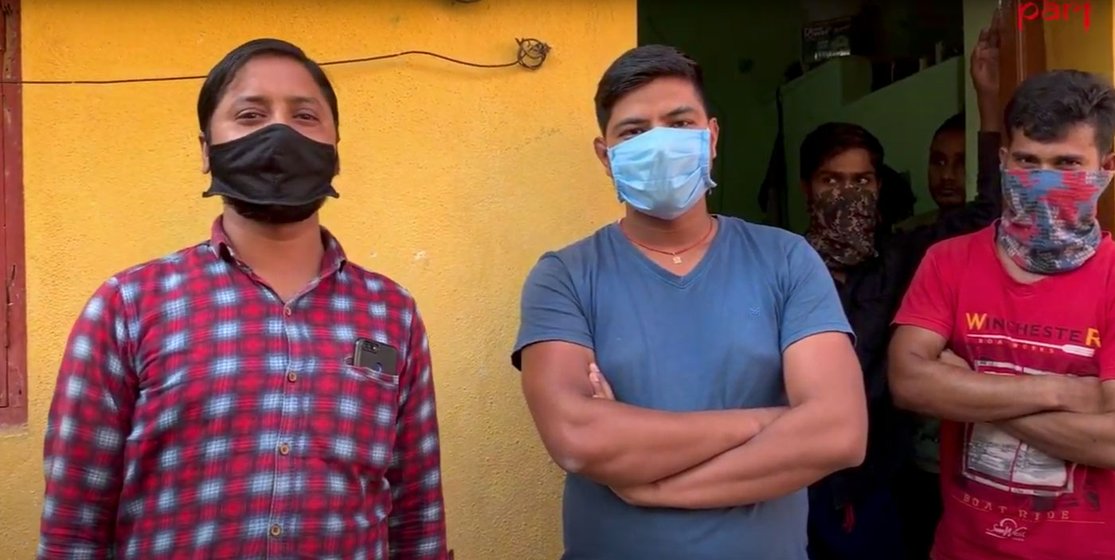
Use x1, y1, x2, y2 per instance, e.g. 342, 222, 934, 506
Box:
352, 338, 399, 377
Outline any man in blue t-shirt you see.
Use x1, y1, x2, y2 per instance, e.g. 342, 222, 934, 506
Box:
510, 44, 869, 560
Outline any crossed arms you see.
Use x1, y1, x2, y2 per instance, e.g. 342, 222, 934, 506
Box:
519, 331, 867, 509
888, 326, 1115, 469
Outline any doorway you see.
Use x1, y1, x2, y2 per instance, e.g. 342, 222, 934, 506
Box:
637, 0, 1045, 232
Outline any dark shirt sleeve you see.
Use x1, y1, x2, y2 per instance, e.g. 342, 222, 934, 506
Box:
779, 238, 855, 351
39, 279, 138, 560
510, 253, 594, 371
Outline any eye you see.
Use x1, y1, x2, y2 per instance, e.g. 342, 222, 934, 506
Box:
294, 112, 320, 122
619, 128, 646, 139
235, 110, 265, 121
670, 120, 695, 128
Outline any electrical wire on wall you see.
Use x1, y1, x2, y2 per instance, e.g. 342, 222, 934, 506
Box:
0, 38, 550, 85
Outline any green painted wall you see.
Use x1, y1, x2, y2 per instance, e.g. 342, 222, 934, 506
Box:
638, 1, 973, 231
638, 1, 803, 222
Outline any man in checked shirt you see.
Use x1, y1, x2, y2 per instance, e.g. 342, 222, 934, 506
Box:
38, 38, 449, 559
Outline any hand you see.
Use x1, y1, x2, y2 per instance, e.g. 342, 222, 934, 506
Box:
938, 349, 970, 370
589, 363, 615, 401
1056, 375, 1105, 414
970, 9, 1002, 125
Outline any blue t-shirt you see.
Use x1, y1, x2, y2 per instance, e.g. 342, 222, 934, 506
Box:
512, 216, 852, 560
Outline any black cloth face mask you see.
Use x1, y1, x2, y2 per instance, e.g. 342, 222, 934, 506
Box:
203, 123, 339, 209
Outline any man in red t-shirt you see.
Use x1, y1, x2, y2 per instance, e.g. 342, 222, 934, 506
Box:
889, 69, 1115, 560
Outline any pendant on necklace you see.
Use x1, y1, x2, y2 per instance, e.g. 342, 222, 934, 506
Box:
671, 255, 683, 264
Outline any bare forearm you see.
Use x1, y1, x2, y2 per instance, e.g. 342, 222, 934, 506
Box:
892, 358, 1065, 422
998, 412, 1115, 469
642, 402, 863, 509
564, 402, 780, 486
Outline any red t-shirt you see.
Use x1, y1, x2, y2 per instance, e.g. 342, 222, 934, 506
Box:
894, 224, 1115, 560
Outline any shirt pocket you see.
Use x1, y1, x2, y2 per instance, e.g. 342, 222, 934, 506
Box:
307, 361, 401, 476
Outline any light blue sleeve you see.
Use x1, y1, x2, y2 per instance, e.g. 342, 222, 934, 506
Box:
779, 238, 854, 353
511, 253, 594, 370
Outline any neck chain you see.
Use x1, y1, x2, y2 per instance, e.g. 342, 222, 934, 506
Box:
618, 216, 716, 264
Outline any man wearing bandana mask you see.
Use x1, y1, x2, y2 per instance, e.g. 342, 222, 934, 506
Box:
39, 39, 449, 559
890, 69, 1115, 560
802, 123, 887, 275
802, 15, 1007, 559
512, 45, 867, 560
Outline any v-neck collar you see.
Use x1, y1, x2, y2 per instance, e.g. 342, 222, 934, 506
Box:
608, 216, 726, 289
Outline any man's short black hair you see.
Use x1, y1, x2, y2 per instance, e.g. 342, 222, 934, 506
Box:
197, 38, 339, 141
1004, 69, 1115, 154
593, 44, 709, 132
934, 112, 966, 138
799, 122, 885, 182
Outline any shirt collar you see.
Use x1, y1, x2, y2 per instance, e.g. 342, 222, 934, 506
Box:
209, 216, 348, 276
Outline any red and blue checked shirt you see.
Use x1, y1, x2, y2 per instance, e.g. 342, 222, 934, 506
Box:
39, 218, 448, 560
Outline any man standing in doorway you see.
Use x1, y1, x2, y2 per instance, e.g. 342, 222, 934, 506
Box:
889, 69, 1115, 559
38, 39, 449, 559
512, 44, 867, 559
896, 113, 969, 232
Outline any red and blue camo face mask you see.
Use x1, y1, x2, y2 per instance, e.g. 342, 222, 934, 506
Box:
997, 168, 1115, 274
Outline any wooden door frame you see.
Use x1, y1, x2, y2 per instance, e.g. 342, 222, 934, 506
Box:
998, 0, 1047, 111
0, 0, 25, 427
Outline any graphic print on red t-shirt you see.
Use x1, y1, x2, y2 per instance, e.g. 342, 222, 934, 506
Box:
894, 225, 1115, 560
960, 310, 1099, 500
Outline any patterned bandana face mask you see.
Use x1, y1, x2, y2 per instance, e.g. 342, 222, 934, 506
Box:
805, 185, 880, 269
998, 168, 1115, 274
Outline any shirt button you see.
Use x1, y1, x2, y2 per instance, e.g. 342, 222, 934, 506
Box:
286, 371, 298, 383
278, 442, 290, 455
269, 524, 282, 537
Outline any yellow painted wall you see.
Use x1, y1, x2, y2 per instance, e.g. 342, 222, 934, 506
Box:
1044, 0, 1112, 76
0, 1, 635, 557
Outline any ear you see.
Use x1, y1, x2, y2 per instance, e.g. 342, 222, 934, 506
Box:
1102, 151, 1115, 171
199, 133, 210, 174
593, 136, 612, 178
708, 117, 720, 161
999, 146, 1009, 169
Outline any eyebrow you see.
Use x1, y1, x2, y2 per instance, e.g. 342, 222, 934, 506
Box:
233, 95, 321, 106
817, 170, 876, 177
610, 105, 699, 133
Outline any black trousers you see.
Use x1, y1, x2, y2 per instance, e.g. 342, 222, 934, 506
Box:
894, 465, 943, 560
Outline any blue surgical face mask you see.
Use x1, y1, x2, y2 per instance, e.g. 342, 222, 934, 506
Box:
607, 127, 716, 220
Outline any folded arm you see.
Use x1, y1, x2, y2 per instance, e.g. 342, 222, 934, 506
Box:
995, 381, 1115, 468
887, 326, 1099, 422
520, 341, 782, 487
620, 332, 867, 510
